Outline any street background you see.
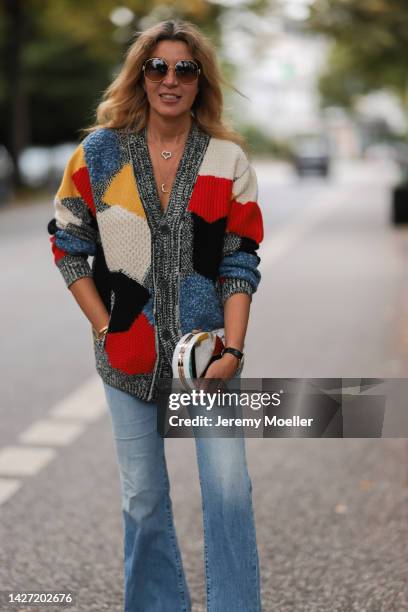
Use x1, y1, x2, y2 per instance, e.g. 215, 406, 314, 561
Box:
0, 1, 407, 611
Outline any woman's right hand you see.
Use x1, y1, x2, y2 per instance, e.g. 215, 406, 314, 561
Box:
68, 276, 110, 334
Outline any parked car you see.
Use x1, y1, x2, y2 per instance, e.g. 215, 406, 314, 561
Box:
18, 146, 54, 188
49, 143, 77, 189
18, 142, 77, 189
391, 142, 408, 224
292, 134, 331, 177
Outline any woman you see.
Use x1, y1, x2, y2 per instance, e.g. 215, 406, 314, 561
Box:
47, 19, 263, 612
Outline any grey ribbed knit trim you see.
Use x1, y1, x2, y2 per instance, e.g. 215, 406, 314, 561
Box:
218, 277, 254, 304
57, 255, 93, 288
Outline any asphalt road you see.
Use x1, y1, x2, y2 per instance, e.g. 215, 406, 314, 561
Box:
0, 158, 407, 612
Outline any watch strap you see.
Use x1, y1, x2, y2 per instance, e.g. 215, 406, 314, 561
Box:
221, 347, 244, 361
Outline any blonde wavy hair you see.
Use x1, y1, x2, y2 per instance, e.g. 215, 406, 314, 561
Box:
83, 19, 250, 154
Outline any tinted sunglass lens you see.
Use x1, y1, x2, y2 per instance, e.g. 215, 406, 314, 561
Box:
144, 58, 199, 82
176, 61, 198, 82
145, 59, 167, 81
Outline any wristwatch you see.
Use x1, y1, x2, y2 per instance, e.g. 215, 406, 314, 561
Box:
221, 347, 244, 366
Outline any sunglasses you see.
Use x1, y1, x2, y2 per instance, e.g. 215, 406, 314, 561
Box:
142, 57, 201, 84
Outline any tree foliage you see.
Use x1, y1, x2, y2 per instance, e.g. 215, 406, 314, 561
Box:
306, 0, 408, 110
0, 0, 226, 150
0, 0, 271, 188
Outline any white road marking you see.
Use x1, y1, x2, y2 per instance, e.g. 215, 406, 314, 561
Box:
0, 478, 21, 504
50, 376, 106, 422
18, 420, 87, 446
0, 376, 108, 506
0, 446, 56, 477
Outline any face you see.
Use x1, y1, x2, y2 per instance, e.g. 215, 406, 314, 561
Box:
142, 40, 200, 120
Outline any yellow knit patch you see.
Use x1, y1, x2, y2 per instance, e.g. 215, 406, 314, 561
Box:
102, 163, 146, 218
57, 145, 85, 200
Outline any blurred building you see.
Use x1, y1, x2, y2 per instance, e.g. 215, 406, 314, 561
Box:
221, 6, 330, 138
219, 1, 408, 158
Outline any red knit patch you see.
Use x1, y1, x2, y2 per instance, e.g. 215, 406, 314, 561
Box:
188, 175, 232, 223
50, 235, 67, 263
72, 166, 96, 217
226, 200, 264, 244
105, 313, 156, 375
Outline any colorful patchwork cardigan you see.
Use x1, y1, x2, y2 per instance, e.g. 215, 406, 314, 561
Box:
47, 121, 263, 401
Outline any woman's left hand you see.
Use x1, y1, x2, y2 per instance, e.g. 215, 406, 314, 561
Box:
203, 353, 239, 380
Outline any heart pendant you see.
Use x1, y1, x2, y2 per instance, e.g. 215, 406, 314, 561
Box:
161, 151, 172, 160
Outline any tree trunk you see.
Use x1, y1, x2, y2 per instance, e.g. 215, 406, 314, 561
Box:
5, 0, 28, 188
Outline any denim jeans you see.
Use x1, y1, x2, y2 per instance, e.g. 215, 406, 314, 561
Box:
103, 380, 262, 612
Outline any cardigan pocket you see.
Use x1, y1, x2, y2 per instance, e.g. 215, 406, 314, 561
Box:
95, 334, 107, 353
93, 309, 112, 354
101, 304, 157, 376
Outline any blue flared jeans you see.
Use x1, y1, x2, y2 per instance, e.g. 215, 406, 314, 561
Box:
103, 380, 262, 612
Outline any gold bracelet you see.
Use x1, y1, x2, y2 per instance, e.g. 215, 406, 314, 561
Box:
92, 324, 109, 341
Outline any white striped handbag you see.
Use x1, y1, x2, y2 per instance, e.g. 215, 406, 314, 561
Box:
172, 328, 226, 389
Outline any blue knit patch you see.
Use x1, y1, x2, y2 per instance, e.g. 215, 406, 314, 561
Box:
142, 294, 155, 326
83, 128, 121, 185
219, 251, 261, 290
179, 273, 224, 335
55, 230, 96, 256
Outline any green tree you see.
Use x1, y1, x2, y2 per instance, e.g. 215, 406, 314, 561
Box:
1, 0, 250, 186
307, 0, 408, 112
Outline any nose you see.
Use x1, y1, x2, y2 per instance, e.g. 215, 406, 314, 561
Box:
162, 66, 178, 86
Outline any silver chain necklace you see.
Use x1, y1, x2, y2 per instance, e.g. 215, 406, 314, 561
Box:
147, 132, 188, 194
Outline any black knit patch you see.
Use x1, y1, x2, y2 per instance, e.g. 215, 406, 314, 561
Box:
90, 214, 98, 232
47, 218, 57, 235
108, 272, 150, 333
192, 213, 227, 281
92, 243, 113, 313
109, 272, 150, 332
93, 242, 150, 331
240, 237, 260, 256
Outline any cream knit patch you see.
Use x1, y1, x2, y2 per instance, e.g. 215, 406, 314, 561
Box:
232, 164, 258, 204
97, 205, 151, 283
199, 138, 242, 179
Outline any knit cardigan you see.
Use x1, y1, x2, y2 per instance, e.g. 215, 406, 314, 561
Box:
47, 121, 263, 401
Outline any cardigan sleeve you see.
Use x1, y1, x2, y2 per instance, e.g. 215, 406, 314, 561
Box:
47, 142, 98, 289
216, 153, 264, 304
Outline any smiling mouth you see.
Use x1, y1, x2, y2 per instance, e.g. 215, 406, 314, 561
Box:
159, 94, 181, 99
